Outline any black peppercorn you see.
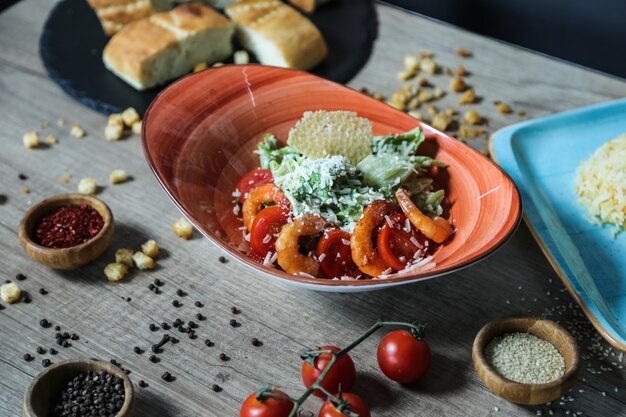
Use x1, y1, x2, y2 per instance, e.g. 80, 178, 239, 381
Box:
161, 322, 171, 330
49, 348, 58, 355
161, 371, 173, 382
62, 340, 71, 348
170, 337, 179, 344
18, 174, 28, 181
195, 313, 205, 321
39, 288, 48, 295
219, 353, 229, 361
133, 346, 143, 354
16, 273, 26, 281
42, 359, 51, 367
23, 295, 31, 303
148, 284, 155, 290
204, 339, 213, 347
23, 353, 34, 361
149, 355, 159, 363
231, 306, 240, 314
188, 321, 197, 329
218, 256, 227, 264
70, 333, 79, 341
154, 278, 163, 287
251, 338, 262, 347
176, 289, 186, 297
138, 380, 147, 388
149, 323, 159, 331
212, 384, 222, 392
173, 318, 183, 327
172, 300, 181, 308
54, 325, 61, 331
39, 319, 50, 328
36, 346, 47, 355
229, 319, 238, 327
194, 301, 204, 308
151, 344, 161, 354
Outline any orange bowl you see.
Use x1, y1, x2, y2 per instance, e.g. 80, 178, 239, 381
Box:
142, 65, 521, 291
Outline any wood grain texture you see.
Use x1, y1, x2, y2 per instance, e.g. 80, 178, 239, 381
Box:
1, 1, 626, 417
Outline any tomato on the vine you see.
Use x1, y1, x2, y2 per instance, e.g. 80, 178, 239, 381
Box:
318, 393, 371, 417
249, 205, 290, 258
240, 389, 293, 417
377, 329, 431, 383
301, 345, 356, 398
237, 169, 274, 203
377, 213, 430, 271
316, 229, 359, 278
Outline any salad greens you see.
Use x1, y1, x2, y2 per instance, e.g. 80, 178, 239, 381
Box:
255, 127, 446, 231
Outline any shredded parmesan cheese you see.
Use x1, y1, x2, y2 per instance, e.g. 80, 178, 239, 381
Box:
575, 133, 626, 233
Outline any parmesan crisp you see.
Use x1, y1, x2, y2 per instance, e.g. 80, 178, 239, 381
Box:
287, 110, 373, 165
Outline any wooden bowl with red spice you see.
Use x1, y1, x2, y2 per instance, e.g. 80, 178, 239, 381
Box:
18, 194, 114, 269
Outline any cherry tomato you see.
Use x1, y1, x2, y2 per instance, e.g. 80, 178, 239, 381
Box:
377, 330, 431, 383
316, 229, 359, 278
301, 345, 356, 398
250, 206, 290, 258
318, 393, 371, 417
240, 389, 293, 417
376, 213, 430, 271
236, 169, 273, 203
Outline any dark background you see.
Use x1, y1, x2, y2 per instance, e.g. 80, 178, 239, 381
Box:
383, 0, 626, 79
3, 0, 626, 79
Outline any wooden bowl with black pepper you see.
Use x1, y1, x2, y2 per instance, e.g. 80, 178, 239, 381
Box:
18, 194, 114, 269
472, 316, 580, 405
23, 358, 134, 417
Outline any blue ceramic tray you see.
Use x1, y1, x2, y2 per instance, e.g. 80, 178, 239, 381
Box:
490, 99, 626, 352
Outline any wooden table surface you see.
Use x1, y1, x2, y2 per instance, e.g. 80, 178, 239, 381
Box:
1, 1, 626, 416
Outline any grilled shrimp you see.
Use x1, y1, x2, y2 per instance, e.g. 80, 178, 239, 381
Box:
395, 188, 452, 243
351, 200, 398, 277
275, 215, 328, 276
242, 183, 289, 231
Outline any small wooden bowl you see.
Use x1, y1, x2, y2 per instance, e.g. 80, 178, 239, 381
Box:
23, 358, 134, 417
472, 316, 580, 405
18, 194, 114, 269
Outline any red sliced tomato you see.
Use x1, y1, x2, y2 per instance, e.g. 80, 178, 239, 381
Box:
316, 229, 359, 278
250, 206, 290, 258
377, 213, 430, 271
236, 169, 273, 203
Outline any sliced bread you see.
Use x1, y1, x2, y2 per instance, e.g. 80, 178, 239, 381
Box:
103, 3, 234, 90
86, 0, 170, 35
225, 0, 327, 71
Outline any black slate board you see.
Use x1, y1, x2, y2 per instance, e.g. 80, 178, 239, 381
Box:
39, 0, 378, 115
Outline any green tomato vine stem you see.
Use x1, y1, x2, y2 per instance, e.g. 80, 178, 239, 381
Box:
259, 320, 426, 417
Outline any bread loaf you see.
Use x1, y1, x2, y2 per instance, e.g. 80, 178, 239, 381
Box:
225, 0, 327, 71
287, 0, 330, 13
86, 0, 169, 35
103, 3, 234, 90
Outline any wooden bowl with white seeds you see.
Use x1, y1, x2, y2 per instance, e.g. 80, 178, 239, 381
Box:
472, 316, 580, 405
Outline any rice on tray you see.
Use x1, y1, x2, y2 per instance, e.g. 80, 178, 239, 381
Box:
575, 133, 626, 233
